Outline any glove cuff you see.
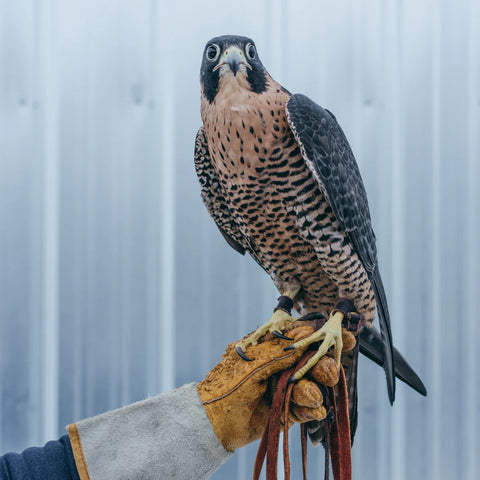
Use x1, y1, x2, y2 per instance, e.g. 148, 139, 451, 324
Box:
67, 383, 232, 480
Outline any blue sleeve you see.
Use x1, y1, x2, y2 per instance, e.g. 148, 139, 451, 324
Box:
0, 435, 80, 480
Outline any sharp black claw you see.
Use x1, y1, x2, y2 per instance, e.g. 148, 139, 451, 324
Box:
272, 331, 293, 340
284, 345, 295, 351
236, 346, 253, 361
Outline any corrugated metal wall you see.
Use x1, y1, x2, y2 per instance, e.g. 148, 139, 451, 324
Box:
0, 0, 478, 478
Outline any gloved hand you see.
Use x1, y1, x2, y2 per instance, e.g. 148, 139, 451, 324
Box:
64, 321, 356, 480
198, 323, 354, 452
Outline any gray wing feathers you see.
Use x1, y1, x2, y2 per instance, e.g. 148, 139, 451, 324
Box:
286, 94, 395, 403
285, 95, 376, 272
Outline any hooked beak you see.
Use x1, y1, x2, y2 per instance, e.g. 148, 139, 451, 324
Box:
227, 50, 242, 75
214, 46, 250, 76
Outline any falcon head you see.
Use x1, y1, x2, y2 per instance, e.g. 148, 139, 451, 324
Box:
200, 35, 268, 103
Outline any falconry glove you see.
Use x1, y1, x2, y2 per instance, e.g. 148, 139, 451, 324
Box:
65, 324, 347, 480
197, 323, 354, 452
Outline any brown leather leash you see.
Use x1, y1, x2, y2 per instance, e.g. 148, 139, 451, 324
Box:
325, 365, 351, 480
253, 350, 352, 480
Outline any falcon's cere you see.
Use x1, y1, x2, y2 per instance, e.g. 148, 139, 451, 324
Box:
195, 35, 426, 439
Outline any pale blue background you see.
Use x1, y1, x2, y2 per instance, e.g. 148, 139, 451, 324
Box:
1, 0, 479, 478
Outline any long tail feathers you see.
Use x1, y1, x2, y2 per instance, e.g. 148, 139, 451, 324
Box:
372, 273, 396, 404
359, 326, 427, 396
306, 287, 427, 449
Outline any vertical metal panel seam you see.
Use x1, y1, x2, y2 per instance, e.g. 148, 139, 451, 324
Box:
430, 0, 442, 478
84, 6, 97, 416
390, 1, 406, 479
465, 0, 479, 477
39, 0, 59, 442
146, 0, 159, 397
158, 0, 175, 393
29, 0, 44, 445
119, 9, 132, 408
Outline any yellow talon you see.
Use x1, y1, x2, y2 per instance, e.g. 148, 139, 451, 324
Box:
235, 286, 301, 359
235, 308, 295, 353
287, 310, 344, 382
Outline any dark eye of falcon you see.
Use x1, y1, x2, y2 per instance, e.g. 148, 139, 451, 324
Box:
206, 44, 220, 61
246, 43, 256, 60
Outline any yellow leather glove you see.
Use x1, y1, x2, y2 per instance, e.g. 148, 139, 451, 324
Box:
198, 324, 345, 452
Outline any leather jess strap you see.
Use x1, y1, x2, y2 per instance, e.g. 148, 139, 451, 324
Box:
325, 365, 351, 480
253, 350, 352, 480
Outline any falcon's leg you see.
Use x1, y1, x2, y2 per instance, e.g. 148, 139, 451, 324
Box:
235, 285, 301, 361
285, 310, 344, 381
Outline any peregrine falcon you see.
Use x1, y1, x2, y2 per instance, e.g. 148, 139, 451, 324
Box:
195, 35, 426, 418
